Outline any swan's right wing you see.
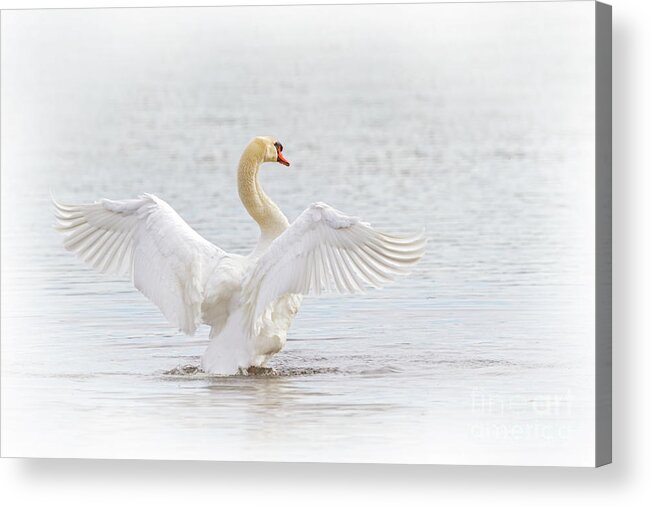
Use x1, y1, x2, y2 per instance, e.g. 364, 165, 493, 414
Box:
242, 202, 426, 333
53, 193, 226, 335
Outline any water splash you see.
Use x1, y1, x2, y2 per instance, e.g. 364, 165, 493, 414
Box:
162, 363, 339, 377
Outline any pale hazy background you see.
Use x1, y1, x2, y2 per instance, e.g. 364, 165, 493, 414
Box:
1, 2, 596, 465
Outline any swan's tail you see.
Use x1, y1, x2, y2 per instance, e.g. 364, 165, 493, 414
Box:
201, 309, 255, 375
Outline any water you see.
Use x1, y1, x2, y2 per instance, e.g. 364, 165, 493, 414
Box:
1, 3, 596, 465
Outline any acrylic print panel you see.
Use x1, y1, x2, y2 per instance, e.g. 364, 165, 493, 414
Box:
0, 1, 609, 466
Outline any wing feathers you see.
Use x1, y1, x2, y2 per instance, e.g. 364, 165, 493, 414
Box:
243, 202, 425, 332
53, 194, 225, 334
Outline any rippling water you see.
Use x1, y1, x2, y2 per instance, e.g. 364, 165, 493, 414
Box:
1, 3, 596, 465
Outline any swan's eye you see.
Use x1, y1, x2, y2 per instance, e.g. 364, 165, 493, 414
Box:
274, 142, 283, 152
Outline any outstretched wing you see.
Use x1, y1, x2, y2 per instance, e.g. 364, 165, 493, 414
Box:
53, 193, 226, 335
242, 202, 426, 333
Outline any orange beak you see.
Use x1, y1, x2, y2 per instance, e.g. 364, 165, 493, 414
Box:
276, 146, 290, 167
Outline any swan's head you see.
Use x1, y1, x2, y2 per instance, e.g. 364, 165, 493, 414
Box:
250, 136, 291, 167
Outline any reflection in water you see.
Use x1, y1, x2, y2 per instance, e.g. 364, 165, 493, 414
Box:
2, 3, 596, 465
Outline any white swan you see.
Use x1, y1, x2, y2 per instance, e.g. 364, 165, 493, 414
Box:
53, 137, 425, 375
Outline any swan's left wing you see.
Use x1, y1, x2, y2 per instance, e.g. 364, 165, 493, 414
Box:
53, 193, 226, 335
242, 202, 426, 333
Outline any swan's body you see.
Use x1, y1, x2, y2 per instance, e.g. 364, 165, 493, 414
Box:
53, 137, 425, 375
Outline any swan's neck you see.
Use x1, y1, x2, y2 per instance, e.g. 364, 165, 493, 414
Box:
238, 145, 289, 248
